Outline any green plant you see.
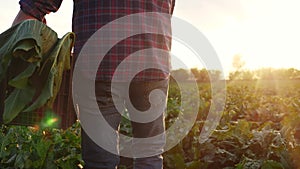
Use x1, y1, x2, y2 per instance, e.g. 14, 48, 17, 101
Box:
0, 122, 83, 169
1, 80, 300, 169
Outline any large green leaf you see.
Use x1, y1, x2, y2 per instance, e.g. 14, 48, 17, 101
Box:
0, 20, 75, 123
12, 39, 41, 63
47, 32, 74, 106
8, 64, 37, 89
23, 67, 56, 112
0, 20, 57, 81
24, 32, 75, 112
0, 24, 21, 81
3, 87, 35, 124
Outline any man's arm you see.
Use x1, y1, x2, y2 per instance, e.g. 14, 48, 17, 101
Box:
171, 0, 175, 15
13, 0, 63, 26
13, 10, 37, 26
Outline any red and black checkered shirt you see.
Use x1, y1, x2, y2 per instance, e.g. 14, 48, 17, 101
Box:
19, 0, 175, 81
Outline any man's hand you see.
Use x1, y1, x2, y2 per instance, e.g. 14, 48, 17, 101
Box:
12, 10, 45, 26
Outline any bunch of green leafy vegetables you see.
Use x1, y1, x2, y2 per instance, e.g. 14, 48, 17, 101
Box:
0, 20, 75, 124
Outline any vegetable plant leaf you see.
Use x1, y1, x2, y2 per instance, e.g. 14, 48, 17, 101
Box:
47, 32, 74, 107
13, 39, 41, 63
24, 32, 75, 112
8, 64, 37, 89
3, 87, 35, 124
23, 67, 56, 112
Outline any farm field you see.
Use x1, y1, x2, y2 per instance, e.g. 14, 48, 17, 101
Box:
1, 80, 300, 169
163, 79, 300, 169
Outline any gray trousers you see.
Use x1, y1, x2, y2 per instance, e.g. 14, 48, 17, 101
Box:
79, 80, 169, 169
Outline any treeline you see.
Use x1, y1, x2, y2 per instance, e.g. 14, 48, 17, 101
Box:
170, 68, 300, 82
228, 68, 300, 80
170, 68, 222, 82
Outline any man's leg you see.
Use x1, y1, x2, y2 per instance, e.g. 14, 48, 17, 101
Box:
81, 129, 120, 169
79, 81, 123, 169
127, 80, 169, 169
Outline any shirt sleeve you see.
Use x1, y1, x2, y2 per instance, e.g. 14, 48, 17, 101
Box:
19, 0, 63, 21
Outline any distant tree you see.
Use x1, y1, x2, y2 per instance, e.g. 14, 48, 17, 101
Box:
198, 69, 210, 82
229, 54, 254, 81
229, 71, 240, 81
171, 68, 189, 82
190, 68, 200, 81
208, 70, 222, 81
190, 68, 221, 82
229, 70, 254, 81
287, 68, 300, 79
241, 70, 254, 80
257, 68, 274, 80
232, 54, 245, 71
253, 68, 300, 80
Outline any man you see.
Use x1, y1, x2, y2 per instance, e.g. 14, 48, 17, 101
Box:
13, 0, 175, 168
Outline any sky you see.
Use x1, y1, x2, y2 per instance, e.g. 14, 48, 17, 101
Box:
1, 0, 300, 75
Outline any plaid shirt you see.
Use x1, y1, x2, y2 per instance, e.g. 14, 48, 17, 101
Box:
19, 0, 175, 81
